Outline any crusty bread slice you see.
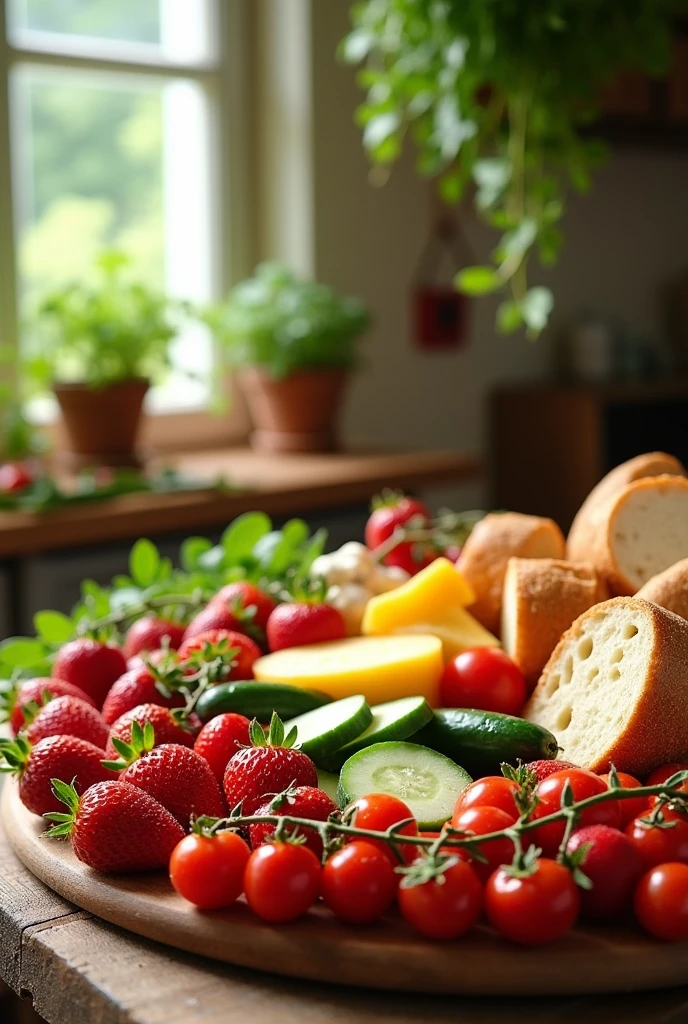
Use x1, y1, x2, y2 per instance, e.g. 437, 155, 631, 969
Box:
524, 597, 688, 776
457, 513, 566, 635
637, 557, 688, 621
582, 475, 688, 595
567, 452, 686, 563
501, 558, 608, 689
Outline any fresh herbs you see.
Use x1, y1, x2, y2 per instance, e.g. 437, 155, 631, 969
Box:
342, 0, 681, 335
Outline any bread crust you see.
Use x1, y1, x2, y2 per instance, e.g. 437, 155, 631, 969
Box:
457, 513, 566, 635
567, 452, 686, 564
637, 557, 688, 621
502, 558, 607, 688
525, 597, 688, 775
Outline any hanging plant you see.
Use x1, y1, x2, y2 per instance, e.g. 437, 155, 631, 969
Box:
342, 0, 681, 336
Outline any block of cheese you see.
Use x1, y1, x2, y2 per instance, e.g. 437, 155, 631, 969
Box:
524, 597, 688, 776
253, 634, 444, 706
380, 607, 500, 662
501, 558, 607, 689
567, 452, 686, 564
578, 475, 688, 595
456, 513, 566, 635
636, 557, 688, 621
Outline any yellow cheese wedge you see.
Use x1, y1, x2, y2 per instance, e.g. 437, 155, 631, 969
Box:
253, 635, 443, 706
362, 557, 475, 635
388, 606, 500, 661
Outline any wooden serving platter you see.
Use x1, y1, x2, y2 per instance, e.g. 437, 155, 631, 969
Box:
3, 779, 687, 997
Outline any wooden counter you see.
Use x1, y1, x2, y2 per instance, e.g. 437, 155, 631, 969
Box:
0, 448, 479, 558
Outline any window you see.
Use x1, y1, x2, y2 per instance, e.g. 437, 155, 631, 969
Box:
0, 0, 248, 442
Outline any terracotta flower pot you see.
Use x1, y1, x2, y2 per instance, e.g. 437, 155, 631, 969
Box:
237, 367, 349, 453
53, 379, 149, 469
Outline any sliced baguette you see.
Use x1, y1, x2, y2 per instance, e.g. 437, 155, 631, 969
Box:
501, 558, 608, 689
457, 513, 566, 635
524, 597, 688, 776
582, 475, 688, 595
637, 557, 688, 621
567, 452, 686, 563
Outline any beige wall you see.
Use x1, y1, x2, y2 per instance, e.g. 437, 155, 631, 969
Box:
258, 0, 688, 511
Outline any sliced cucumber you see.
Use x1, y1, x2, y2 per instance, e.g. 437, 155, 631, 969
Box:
323, 696, 433, 771
316, 769, 340, 804
338, 741, 472, 830
284, 695, 372, 764
196, 681, 331, 723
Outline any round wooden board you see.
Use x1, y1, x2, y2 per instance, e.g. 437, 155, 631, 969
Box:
4, 781, 688, 997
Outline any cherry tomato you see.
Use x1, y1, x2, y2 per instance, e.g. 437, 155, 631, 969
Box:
169, 830, 250, 909
451, 805, 516, 881
364, 496, 434, 574
601, 771, 647, 828
397, 857, 483, 939
440, 648, 526, 717
0, 462, 33, 493
532, 769, 621, 856
321, 841, 397, 923
645, 763, 688, 787
625, 815, 688, 870
243, 841, 321, 923
453, 777, 520, 822
349, 793, 419, 865
634, 863, 688, 941
485, 859, 580, 945
566, 824, 644, 920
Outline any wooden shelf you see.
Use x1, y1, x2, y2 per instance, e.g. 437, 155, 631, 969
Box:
0, 447, 480, 558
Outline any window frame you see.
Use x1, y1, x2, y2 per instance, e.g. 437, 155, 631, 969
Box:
0, 0, 253, 452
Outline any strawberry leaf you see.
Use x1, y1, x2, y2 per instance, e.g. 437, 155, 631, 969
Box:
249, 719, 267, 747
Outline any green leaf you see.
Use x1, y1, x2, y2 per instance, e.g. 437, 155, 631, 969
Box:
363, 112, 400, 152
340, 27, 375, 63
455, 266, 501, 297
260, 520, 310, 576
500, 219, 538, 261
221, 512, 272, 564
0, 637, 46, 668
496, 300, 524, 334
129, 539, 161, 589
33, 610, 74, 645
180, 537, 213, 573
521, 287, 554, 335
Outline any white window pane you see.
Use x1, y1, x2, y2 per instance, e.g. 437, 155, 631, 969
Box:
7, 1, 218, 66
11, 65, 214, 414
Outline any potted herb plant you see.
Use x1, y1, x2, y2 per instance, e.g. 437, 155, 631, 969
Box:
207, 262, 370, 452
25, 251, 179, 468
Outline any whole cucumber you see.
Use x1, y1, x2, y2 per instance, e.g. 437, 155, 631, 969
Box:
196, 681, 331, 723
413, 708, 558, 778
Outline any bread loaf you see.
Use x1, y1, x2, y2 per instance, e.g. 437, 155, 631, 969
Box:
637, 557, 688, 621
524, 597, 688, 775
579, 475, 688, 595
567, 452, 686, 563
457, 513, 566, 635
501, 558, 607, 688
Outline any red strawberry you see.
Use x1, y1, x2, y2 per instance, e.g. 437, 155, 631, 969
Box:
223, 714, 317, 814
45, 779, 185, 873
123, 616, 185, 660
101, 667, 184, 726
266, 603, 345, 652
1, 677, 95, 735
250, 785, 336, 858
24, 695, 109, 750
178, 629, 261, 680
194, 713, 251, 783
526, 759, 579, 784
106, 724, 226, 829
126, 648, 170, 672
105, 703, 200, 759
212, 582, 276, 631
52, 639, 127, 708
0, 734, 115, 815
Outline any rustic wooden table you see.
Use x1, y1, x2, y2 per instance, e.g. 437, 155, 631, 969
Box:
2, 819, 688, 1024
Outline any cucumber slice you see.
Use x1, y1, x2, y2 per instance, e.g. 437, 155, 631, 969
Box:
338, 741, 472, 830
196, 681, 331, 723
284, 695, 372, 764
316, 769, 340, 804
324, 696, 433, 771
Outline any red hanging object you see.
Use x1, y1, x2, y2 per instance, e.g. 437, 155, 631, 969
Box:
411, 216, 472, 352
